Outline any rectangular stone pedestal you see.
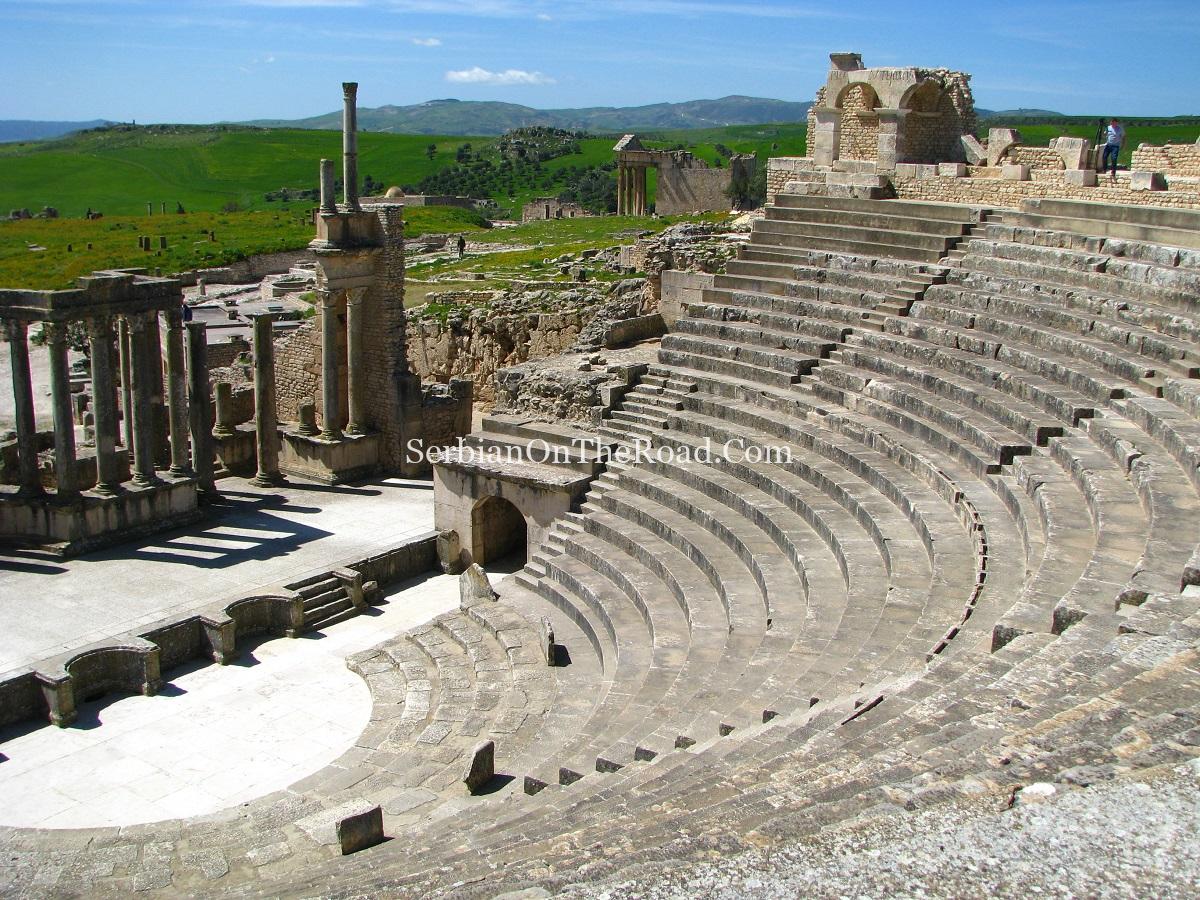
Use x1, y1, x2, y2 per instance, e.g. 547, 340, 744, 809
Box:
279, 430, 381, 484
0, 475, 202, 557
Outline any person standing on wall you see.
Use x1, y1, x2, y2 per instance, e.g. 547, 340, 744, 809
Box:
1102, 118, 1125, 184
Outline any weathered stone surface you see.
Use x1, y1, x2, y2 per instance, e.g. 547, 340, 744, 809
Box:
987, 128, 1022, 167
463, 739, 495, 793
437, 529, 464, 574
296, 802, 384, 855
961, 134, 987, 166
1001, 164, 1031, 181
1130, 171, 1167, 191
459, 563, 497, 608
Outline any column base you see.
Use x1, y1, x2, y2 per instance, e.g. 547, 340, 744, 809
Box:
320, 430, 344, 442
250, 472, 286, 488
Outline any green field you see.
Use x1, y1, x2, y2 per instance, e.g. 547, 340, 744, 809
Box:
0, 127, 497, 218
0, 205, 490, 290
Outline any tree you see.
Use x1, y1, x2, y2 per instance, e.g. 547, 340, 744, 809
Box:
426, 143, 437, 160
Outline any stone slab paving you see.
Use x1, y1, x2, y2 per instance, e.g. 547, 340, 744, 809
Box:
0, 569, 463, 829
0, 475, 435, 676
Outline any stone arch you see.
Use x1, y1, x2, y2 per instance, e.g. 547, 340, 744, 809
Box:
470, 495, 528, 564
900, 79, 962, 163
835, 82, 880, 162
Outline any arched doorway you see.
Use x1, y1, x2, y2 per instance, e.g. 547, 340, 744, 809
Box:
836, 82, 880, 161
470, 495, 528, 564
902, 80, 959, 163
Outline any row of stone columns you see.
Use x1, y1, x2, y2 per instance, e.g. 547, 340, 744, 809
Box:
1, 311, 214, 500
616, 165, 649, 216
316, 286, 368, 441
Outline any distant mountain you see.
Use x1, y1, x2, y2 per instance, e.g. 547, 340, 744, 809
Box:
978, 108, 1065, 119
246, 96, 813, 135
0, 119, 113, 143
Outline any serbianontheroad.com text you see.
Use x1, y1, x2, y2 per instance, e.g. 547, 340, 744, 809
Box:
407, 437, 794, 467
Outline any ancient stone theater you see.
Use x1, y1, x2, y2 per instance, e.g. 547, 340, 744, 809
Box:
1, 53, 1199, 897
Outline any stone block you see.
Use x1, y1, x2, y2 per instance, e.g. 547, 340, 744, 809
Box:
987, 128, 1022, 167
539, 616, 556, 666
938, 163, 967, 177
459, 563, 497, 609
463, 739, 495, 793
1130, 171, 1167, 191
1064, 169, 1098, 187
893, 163, 919, 179
1001, 164, 1031, 182
296, 802, 384, 855
437, 529, 465, 575
961, 134, 987, 166
1053, 136, 1091, 170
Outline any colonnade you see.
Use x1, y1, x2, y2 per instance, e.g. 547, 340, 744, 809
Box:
1, 307, 213, 500
616, 164, 649, 216
315, 286, 369, 440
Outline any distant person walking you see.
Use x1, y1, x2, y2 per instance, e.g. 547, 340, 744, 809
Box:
1102, 118, 1125, 184
456, 235, 466, 259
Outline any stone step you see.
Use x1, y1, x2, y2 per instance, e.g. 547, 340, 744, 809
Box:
752, 221, 959, 254
764, 204, 975, 237
771, 194, 985, 224
749, 228, 950, 264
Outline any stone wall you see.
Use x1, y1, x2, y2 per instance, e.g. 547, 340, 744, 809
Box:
521, 198, 590, 222
837, 83, 879, 161
1131, 141, 1200, 177
655, 154, 754, 216
891, 170, 1200, 209
176, 249, 311, 287
406, 294, 602, 404
1007, 146, 1065, 170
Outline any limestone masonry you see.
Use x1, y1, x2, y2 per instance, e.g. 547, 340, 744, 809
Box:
2, 54, 1200, 900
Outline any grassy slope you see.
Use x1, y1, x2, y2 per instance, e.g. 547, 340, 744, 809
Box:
0, 205, 490, 290
0, 129, 496, 217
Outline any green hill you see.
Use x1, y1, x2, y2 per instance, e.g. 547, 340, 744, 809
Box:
248, 96, 813, 136
0, 126, 494, 218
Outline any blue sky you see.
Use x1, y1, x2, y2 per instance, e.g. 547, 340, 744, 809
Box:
1, 0, 1197, 122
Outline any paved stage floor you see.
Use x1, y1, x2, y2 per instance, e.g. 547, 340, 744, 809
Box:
0, 475, 436, 676
0, 569, 480, 828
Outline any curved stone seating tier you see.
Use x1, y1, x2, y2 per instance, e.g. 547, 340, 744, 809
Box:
7, 195, 1200, 896
360, 616, 1196, 897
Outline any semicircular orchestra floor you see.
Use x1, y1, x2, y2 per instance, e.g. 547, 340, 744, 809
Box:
0, 576, 460, 829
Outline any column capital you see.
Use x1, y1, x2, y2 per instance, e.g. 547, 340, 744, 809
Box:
317, 288, 340, 309
2, 318, 28, 342
40, 321, 70, 345
86, 314, 114, 339
345, 286, 368, 307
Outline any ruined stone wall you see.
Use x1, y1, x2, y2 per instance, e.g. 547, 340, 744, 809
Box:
1131, 141, 1200, 176
521, 198, 590, 222
1007, 146, 1065, 170
904, 78, 972, 164
406, 304, 595, 404
272, 322, 321, 421
837, 84, 879, 161
655, 154, 743, 216
892, 172, 1200, 209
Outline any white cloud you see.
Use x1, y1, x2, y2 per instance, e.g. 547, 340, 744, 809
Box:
536, 12, 551, 19
411, 36, 441, 45
445, 66, 554, 85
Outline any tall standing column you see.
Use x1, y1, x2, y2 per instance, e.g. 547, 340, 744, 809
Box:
127, 313, 158, 485
638, 167, 648, 215
87, 316, 122, 495
164, 306, 191, 475
318, 290, 343, 441
319, 158, 338, 215
117, 317, 134, 451
147, 312, 169, 467
617, 165, 626, 215
250, 314, 283, 487
342, 82, 360, 211
43, 323, 79, 499
184, 321, 216, 494
4, 320, 43, 498
345, 287, 367, 435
